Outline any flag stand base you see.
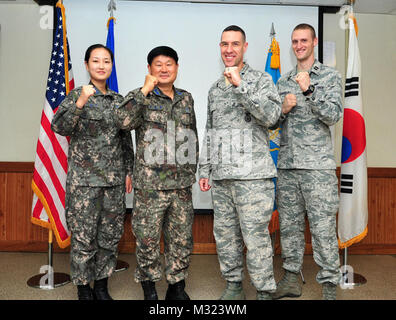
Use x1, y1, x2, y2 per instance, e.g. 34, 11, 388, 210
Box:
349, 273, 367, 286
340, 247, 367, 288
341, 272, 367, 288
27, 272, 71, 289
115, 259, 129, 273
27, 229, 71, 289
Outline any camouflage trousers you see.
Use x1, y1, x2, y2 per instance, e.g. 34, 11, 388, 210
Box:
65, 184, 126, 285
211, 179, 276, 292
276, 169, 341, 285
132, 187, 194, 284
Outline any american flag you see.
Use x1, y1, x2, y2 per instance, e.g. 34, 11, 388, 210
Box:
31, 1, 74, 249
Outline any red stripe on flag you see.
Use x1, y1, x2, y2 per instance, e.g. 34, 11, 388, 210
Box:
32, 169, 68, 241
32, 196, 44, 220
36, 139, 65, 206
69, 78, 75, 92
40, 109, 68, 172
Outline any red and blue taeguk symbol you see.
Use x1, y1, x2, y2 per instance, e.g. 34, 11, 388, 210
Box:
341, 108, 366, 164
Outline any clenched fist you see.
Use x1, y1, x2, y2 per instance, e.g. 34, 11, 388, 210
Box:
282, 93, 297, 114
76, 85, 96, 109
224, 66, 241, 87
295, 71, 310, 92
140, 74, 158, 96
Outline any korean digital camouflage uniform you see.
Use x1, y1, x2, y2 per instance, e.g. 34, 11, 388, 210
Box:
51, 84, 134, 285
199, 63, 282, 292
114, 86, 198, 284
276, 59, 343, 285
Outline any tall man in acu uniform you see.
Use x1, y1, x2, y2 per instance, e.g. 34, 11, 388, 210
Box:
199, 25, 281, 300
115, 46, 198, 300
273, 24, 343, 300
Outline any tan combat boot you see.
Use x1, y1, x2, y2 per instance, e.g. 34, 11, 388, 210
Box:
272, 270, 302, 300
219, 281, 246, 300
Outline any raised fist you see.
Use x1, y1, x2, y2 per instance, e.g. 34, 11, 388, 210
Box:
295, 71, 310, 92
224, 66, 241, 87
140, 74, 158, 96
76, 85, 96, 109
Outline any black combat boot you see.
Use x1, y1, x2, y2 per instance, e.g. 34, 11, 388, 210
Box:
141, 280, 158, 300
165, 280, 190, 300
93, 277, 113, 300
77, 284, 94, 300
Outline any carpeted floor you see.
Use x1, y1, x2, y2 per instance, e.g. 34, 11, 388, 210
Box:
0, 252, 394, 300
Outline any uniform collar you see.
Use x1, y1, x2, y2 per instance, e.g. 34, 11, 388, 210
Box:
310, 59, 322, 75
240, 62, 249, 77
151, 85, 183, 102
89, 81, 112, 96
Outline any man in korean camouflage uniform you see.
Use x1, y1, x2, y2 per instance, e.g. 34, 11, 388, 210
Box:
199, 25, 282, 300
51, 77, 134, 299
114, 46, 198, 300
273, 24, 343, 300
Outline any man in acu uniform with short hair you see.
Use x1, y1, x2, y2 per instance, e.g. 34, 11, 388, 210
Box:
273, 23, 343, 300
199, 25, 282, 300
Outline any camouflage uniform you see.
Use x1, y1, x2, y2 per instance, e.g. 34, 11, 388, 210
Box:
114, 86, 198, 284
51, 84, 134, 285
276, 60, 343, 285
199, 63, 282, 292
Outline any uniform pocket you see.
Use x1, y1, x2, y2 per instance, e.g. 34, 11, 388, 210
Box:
79, 109, 103, 137
144, 107, 167, 125
180, 110, 191, 126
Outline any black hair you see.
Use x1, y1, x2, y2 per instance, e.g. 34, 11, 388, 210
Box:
147, 46, 179, 65
222, 25, 246, 42
293, 23, 317, 39
84, 44, 114, 63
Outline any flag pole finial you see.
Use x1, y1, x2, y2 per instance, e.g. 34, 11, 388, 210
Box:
108, 0, 116, 17
270, 23, 276, 39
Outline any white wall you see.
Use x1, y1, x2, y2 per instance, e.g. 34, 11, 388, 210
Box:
0, 3, 52, 161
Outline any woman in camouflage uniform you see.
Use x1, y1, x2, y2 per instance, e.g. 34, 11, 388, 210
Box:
51, 44, 134, 300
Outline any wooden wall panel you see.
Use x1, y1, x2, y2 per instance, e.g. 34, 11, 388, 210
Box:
1, 162, 395, 255
0, 173, 6, 241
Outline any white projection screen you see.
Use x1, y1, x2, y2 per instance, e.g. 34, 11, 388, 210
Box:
63, 0, 319, 210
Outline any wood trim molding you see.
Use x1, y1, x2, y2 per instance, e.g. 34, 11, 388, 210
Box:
2, 161, 396, 177
336, 167, 396, 178
367, 167, 396, 178
0, 162, 35, 173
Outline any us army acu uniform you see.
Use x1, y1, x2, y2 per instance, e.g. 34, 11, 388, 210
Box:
114, 86, 198, 284
51, 84, 134, 285
275, 60, 343, 286
199, 63, 281, 293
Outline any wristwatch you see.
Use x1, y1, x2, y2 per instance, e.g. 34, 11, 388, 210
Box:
303, 84, 315, 96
